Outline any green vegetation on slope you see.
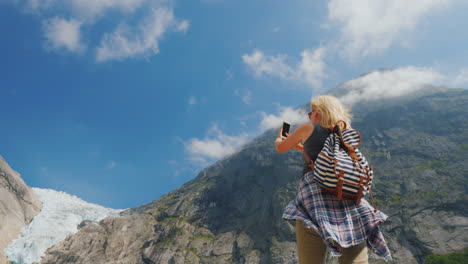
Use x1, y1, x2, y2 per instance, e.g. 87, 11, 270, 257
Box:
425, 249, 468, 264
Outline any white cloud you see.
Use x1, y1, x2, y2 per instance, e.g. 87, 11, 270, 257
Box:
11, 0, 188, 61
242, 48, 327, 89
106, 161, 117, 169
255, 66, 468, 131
255, 65, 468, 132
233, 89, 253, 104
337, 67, 445, 105
201, 0, 225, 3
23, 0, 148, 19
242, 90, 252, 104
259, 105, 309, 132
188, 96, 197, 106
20, 0, 55, 11
174, 19, 190, 32
299, 48, 327, 89
43, 17, 84, 53
225, 70, 233, 80
242, 50, 296, 80
451, 68, 468, 88
185, 65, 466, 168
185, 124, 249, 167
69, 0, 147, 19
96, 7, 189, 61
328, 0, 455, 58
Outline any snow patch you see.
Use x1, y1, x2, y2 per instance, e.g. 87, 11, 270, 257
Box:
4, 188, 124, 264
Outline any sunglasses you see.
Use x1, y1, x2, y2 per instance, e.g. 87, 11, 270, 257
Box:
308, 110, 314, 120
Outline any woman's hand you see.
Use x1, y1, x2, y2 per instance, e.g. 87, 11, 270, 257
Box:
277, 128, 284, 140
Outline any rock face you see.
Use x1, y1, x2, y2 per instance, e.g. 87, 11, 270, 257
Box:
39, 87, 468, 264
0, 156, 42, 264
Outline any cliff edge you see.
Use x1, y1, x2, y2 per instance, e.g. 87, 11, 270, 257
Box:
0, 156, 42, 264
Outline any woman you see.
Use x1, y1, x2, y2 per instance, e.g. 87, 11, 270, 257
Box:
275, 95, 391, 263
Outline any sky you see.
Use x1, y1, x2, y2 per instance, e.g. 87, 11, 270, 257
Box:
1, 0, 468, 209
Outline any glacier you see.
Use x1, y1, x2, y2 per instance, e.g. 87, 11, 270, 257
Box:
4, 188, 124, 264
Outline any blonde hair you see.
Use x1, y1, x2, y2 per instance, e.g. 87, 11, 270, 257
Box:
311, 95, 352, 130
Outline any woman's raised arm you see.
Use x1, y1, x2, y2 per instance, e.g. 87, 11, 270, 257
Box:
275, 123, 313, 153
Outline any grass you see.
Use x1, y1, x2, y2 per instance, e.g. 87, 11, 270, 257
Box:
425, 248, 468, 264
458, 143, 468, 151
192, 234, 215, 242
390, 194, 403, 205
162, 237, 174, 245
183, 247, 197, 254
416, 159, 442, 170
162, 216, 189, 223
188, 179, 216, 189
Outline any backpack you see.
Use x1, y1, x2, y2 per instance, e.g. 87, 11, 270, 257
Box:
304, 121, 376, 210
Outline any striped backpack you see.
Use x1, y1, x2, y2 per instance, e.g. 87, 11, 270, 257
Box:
304, 121, 376, 208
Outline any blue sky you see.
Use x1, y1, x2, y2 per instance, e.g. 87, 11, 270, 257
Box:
1, 0, 468, 209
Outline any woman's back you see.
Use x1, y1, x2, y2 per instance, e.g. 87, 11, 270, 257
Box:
302, 124, 330, 175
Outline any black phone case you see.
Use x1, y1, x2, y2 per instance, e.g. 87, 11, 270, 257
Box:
282, 123, 290, 137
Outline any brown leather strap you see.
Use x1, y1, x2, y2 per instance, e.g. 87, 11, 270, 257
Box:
345, 142, 360, 161
334, 120, 348, 131
334, 121, 348, 152
336, 170, 344, 200
355, 176, 364, 206
335, 120, 364, 163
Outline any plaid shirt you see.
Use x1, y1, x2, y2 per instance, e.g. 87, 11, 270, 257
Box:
283, 172, 392, 261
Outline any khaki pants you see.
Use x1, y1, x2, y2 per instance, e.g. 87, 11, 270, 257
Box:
296, 220, 368, 264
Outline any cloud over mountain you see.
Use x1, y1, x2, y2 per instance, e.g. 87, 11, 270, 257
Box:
259, 105, 308, 131
185, 124, 249, 167
337, 67, 445, 105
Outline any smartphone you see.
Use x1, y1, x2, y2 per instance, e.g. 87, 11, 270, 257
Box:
282, 122, 290, 138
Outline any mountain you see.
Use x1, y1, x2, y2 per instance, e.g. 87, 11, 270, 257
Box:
4, 188, 123, 264
33, 86, 468, 263
0, 157, 42, 264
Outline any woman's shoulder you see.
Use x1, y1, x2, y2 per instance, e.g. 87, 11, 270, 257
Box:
296, 122, 315, 140
307, 123, 331, 138
297, 122, 314, 131
314, 123, 330, 132
300, 122, 326, 131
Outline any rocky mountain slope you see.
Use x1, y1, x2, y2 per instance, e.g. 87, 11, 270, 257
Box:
38, 87, 467, 264
4, 188, 123, 264
0, 157, 42, 264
